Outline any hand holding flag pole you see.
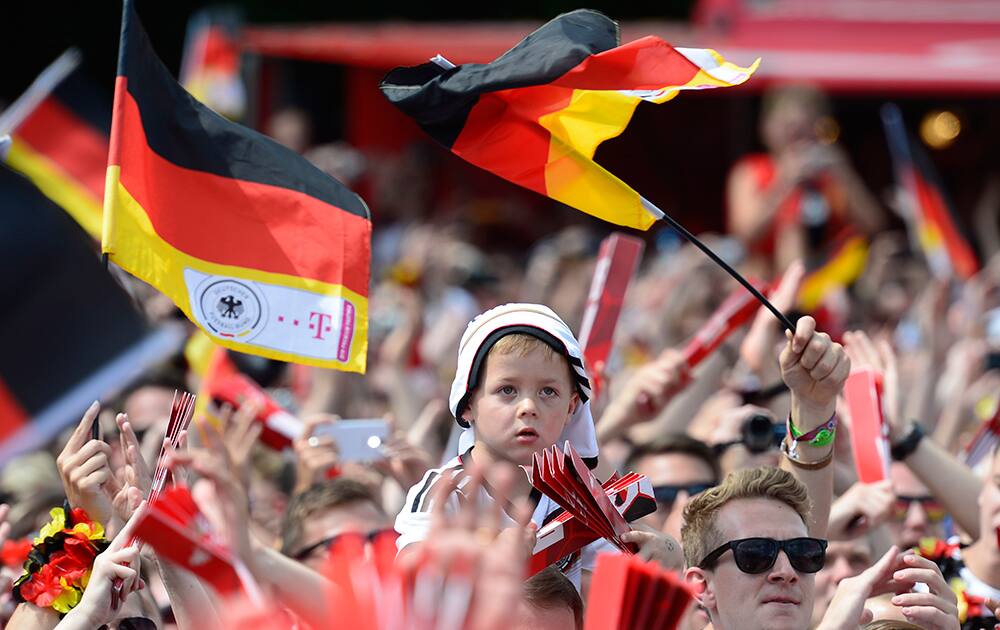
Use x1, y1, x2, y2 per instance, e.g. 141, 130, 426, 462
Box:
384, 9, 793, 333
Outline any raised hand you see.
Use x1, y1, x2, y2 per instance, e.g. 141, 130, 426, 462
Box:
292, 414, 341, 494
398, 463, 536, 630
827, 479, 895, 540
56, 402, 120, 527
597, 348, 690, 443
373, 434, 434, 491
843, 330, 904, 441
216, 401, 263, 489
885, 553, 959, 629
168, 423, 254, 576
780, 316, 850, 428
57, 502, 147, 630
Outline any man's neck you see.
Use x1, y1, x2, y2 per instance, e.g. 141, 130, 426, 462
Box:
963, 538, 1000, 586
469, 442, 534, 498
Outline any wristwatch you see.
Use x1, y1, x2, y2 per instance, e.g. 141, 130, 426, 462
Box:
890, 424, 924, 461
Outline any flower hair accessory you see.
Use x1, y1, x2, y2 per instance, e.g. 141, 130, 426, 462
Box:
12, 502, 109, 614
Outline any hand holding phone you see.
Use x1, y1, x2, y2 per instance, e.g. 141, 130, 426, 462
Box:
312, 419, 390, 463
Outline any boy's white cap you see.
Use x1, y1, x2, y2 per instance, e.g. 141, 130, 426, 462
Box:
448, 303, 599, 466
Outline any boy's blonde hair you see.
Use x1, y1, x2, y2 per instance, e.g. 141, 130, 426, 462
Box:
489, 333, 574, 384
681, 467, 812, 568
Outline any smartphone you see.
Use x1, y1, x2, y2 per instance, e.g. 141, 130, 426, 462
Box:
312, 419, 390, 463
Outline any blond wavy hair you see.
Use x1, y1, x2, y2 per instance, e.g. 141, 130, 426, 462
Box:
681, 466, 812, 568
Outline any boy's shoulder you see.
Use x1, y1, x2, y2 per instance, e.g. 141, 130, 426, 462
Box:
400, 454, 469, 515
394, 454, 478, 552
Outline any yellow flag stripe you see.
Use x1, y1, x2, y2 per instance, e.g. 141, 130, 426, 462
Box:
4, 137, 103, 238
798, 237, 869, 311
103, 166, 368, 372
535, 52, 760, 231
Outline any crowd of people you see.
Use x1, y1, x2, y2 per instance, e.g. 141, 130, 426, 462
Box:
1, 84, 999, 630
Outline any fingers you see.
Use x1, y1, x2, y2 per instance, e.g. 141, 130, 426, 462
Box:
429, 469, 461, 532
896, 603, 960, 630
66, 401, 101, 451
798, 331, 833, 371
300, 414, 340, 441
108, 500, 148, 552
790, 315, 817, 355
864, 545, 903, 591
117, 414, 149, 475
0, 504, 9, 545
875, 338, 898, 374
893, 555, 954, 601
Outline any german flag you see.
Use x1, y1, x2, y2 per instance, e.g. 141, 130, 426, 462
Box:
882, 104, 978, 280
797, 235, 869, 312
381, 9, 758, 231
103, 0, 372, 372
180, 7, 246, 120
0, 50, 109, 239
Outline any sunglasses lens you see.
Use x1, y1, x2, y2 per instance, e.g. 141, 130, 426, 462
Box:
786, 538, 827, 573
733, 538, 780, 574
653, 486, 680, 504
923, 501, 946, 523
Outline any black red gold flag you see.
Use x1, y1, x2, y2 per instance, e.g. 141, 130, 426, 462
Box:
104, 0, 371, 372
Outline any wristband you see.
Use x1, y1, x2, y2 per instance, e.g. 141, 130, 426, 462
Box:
780, 436, 834, 470
890, 424, 924, 461
787, 413, 838, 448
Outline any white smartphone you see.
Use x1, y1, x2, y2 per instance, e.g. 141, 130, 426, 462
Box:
312, 419, 390, 463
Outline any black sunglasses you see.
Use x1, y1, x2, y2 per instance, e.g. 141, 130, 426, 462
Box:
293, 528, 398, 561
699, 537, 827, 574
652, 483, 715, 505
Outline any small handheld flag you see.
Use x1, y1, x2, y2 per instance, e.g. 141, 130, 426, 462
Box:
104, 0, 372, 372
845, 369, 890, 483
382, 10, 793, 331
578, 233, 644, 397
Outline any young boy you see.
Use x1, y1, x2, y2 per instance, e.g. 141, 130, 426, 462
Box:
394, 303, 680, 587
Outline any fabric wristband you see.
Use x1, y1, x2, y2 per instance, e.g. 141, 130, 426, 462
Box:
787, 413, 838, 448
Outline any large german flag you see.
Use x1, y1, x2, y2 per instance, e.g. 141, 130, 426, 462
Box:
0, 50, 109, 239
103, 0, 372, 372
380, 9, 758, 231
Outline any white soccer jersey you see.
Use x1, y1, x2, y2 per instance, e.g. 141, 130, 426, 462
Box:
395, 450, 616, 590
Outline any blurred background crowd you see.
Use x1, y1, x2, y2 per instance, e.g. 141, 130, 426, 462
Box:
1, 0, 999, 629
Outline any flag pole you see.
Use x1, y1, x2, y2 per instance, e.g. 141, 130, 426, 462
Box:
652, 207, 795, 333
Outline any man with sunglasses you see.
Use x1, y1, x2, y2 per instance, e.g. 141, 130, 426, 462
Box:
627, 434, 720, 540
683, 466, 826, 630
888, 463, 947, 550
281, 478, 394, 572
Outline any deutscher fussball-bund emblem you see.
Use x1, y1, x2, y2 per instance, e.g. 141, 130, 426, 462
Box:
198, 279, 265, 339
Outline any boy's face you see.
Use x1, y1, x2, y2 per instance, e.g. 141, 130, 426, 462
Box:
463, 345, 579, 466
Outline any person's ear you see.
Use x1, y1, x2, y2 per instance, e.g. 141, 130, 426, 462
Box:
684, 567, 715, 608
461, 407, 474, 426
568, 392, 580, 418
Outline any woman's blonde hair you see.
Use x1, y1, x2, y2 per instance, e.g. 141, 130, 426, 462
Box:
681, 466, 812, 568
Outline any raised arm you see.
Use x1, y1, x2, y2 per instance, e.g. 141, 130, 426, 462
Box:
844, 331, 983, 539
778, 316, 850, 537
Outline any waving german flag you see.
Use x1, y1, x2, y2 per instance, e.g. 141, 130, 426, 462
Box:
0, 50, 109, 239
103, 0, 371, 372
882, 104, 978, 281
381, 9, 757, 230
